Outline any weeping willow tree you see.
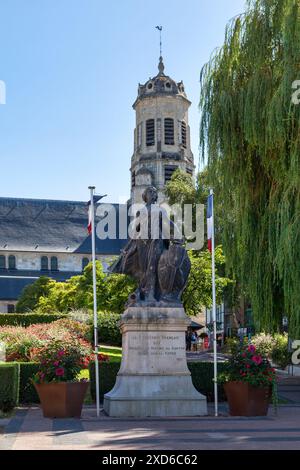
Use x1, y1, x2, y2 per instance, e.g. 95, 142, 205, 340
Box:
200, 0, 300, 336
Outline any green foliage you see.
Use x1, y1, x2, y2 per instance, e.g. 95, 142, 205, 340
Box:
200, 0, 300, 336
91, 313, 122, 346
0, 363, 20, 412
183, 247, 232, 315
219, 343, 276, 389
16, 276, 55, 313
89, 361, 121, 401
252, 332, 276, 358
32, 339, 92, 383
20, 262, 136, 315
165, 169, 197, 205
271, 333, 291, 369
18, 362, 40, 403
0, 313, 67, 327
89, 360, 229, 402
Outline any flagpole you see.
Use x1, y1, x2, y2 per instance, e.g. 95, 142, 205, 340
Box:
210, 188, 218, 417
89, 186, 100, 418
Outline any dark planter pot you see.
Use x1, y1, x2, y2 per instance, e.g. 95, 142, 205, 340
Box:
34, 382, 89, 418
224, 381, 270, 417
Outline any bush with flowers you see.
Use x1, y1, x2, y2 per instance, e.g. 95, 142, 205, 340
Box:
32, 339, 94, 384
0, 319, 92, 362
219, 343, 277, 406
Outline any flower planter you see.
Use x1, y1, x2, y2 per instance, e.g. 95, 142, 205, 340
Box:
224, 381, 270, 416
34, 382, 89, 418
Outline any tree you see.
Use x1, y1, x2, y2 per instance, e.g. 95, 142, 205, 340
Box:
18, 262, 136, 314
165, 168, 232, 314
183, 248, 232, 316
16, 276, 55, 312
199, 0, 300, 335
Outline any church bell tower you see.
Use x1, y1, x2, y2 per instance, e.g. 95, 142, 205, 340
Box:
130, 56, 195, 204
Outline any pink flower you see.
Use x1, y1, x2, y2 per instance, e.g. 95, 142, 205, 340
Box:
248, 345, 256, 353
246, 364, 250, 368
55, 367, 65, 377
252, 355, 262, 365
53, 361, 59, 366
57, 350, 65, 357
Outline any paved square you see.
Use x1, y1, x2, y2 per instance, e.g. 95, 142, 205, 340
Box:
1, 405, 300, 450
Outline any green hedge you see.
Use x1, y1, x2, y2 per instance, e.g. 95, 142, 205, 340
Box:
93, 313, 122, 346
0, 363, 20, 411
18, 363, 40, 403
188, 362, 229, 402
89, 361, 121, 401
0, 313, 67, 327
89, 360, 229, 402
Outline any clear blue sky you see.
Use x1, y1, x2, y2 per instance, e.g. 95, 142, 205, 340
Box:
0, 0, 246, 203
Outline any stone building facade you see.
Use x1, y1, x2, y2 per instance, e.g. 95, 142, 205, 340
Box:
0, 198, 126, 312
130, 57, 195, 204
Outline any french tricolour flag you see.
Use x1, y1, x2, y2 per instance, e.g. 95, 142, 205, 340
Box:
87, 201, 92, 235
207, 193, 213, 253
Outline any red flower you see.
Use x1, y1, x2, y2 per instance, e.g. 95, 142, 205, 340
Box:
57, 350, 65, 357
248, 345, 256, 353
53, 361, 59, 366
252, 355, 263, 365
55, 367, 65, 377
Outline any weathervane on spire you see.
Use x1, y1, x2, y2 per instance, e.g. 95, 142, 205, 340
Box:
155, 25, 163, 57
155, 26, 164, 75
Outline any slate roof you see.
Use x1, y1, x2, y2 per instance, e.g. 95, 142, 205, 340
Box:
0, 271, 78, 301
0, 197, 127, 255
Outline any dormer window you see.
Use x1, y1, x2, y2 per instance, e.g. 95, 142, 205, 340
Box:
164, 118, 174, 145
165, 82, 171, 89
147, 83, 153, 90
146, 119, 155, 146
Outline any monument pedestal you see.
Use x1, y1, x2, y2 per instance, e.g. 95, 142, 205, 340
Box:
103, 306, 207, 417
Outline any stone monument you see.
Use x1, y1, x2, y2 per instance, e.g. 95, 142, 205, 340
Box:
103, 186, 207, 417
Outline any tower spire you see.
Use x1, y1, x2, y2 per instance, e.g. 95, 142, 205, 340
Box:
155, 26, 164, 75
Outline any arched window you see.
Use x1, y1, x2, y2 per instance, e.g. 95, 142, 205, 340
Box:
41, 256, 49, 271
181, 121, 187, 148
0, 255, 5, 270
146, 119, 155, 146
8, 255, 16, 270
50, 256, 58, 271
164, 118, 174, 145
82, 257, 89, 271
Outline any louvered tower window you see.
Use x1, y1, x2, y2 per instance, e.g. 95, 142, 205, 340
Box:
164, 118, 174, 145
164, 165, 178, 183
181, 121, 187, 148
146, 119, 155, 146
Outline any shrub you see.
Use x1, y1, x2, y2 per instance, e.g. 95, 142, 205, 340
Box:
0, 313, 67, 327
272, 333, 291, 369
18, 362, 40, 403
89, 360, 229, 402
0, 363, 20, 412
32, 339, 93, 384
251, 332, 275, 358
89, 361, 122, 401
88, 313, 122, 346
0, 319, 92, 362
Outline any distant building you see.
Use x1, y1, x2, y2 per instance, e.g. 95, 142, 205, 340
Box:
130, 57, 195, 204
0, 198, 126, 312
